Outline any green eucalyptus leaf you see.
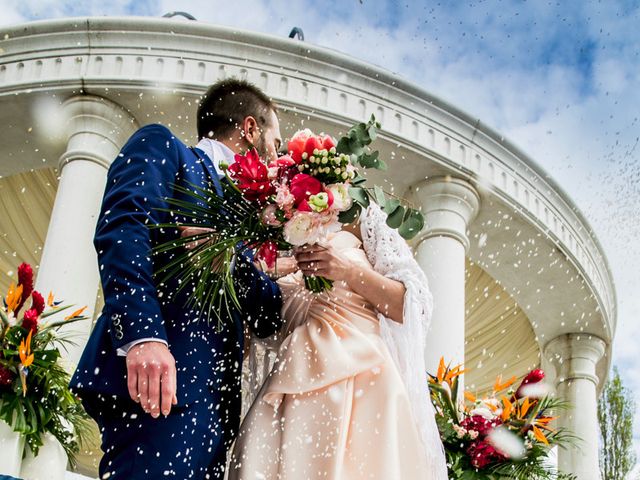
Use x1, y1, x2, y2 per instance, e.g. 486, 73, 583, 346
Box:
351, 175, 367, 186
336, 137, 352, 155
348, 186, 370, 207
398, 208, 425, 239
386, 205, 405, 228
373, 185, 386, 206
382, 198, 401, 215
338, 203, 362, 224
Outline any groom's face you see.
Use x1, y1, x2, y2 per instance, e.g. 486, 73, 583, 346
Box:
254, 109, 282, 164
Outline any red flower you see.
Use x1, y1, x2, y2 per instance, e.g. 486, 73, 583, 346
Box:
467, 439, 507, 469
269, 155, 296, 168
303, 136, 323, 158
290, 174, 323, 206
15, 262, 34, 315
515, 369, 545, 399
227, 148, 275, 203
0, 365, 14, 388
256, 241, 278, 269
21, 308, 39, 334
288, 130, 314, 163
31, 291, 45, 316
460, 415, 503, 436
319, 134, 336, 151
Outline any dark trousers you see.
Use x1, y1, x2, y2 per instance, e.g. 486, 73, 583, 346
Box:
84, 389, 234, 480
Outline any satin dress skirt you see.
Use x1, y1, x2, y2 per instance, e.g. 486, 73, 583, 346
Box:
228, 237, 430, 479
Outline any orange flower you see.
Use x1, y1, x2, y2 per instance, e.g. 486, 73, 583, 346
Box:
445, 364, 467, 385
520, 397, 533, 418
464, 391, 477, 403
493, 374, 517, 393
532, 425, 549, 445
64, 306, 87, 321
6, 282, 23, 313
501, 395, 514, 421
436, 357, 446, 383
19, 330, 34, 368
47, 291, 55, 307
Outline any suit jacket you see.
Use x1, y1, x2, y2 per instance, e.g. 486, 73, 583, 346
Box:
71, 123, 282, 410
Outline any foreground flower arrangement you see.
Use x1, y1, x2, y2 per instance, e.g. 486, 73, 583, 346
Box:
151, 115, 424, 325
428, 358, 578, 479
0, 263, 91, 466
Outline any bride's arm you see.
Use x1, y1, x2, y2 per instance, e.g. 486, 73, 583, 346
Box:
294, 244, 406, 324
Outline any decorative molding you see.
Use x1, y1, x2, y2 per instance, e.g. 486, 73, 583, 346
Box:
0, 16, 615, 337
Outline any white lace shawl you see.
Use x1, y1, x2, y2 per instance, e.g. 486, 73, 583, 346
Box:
359, 203, 448, 478
242, 203, 448, 478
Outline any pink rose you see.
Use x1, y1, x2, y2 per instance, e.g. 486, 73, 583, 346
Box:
261, 205, 283, 227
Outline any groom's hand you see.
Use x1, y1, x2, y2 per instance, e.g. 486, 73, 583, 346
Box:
126, 342, 177, 418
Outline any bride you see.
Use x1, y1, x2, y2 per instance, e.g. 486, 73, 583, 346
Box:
227, 204, 449, 479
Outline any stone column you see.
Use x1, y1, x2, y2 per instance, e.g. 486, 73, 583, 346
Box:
544, 333, 607, 480
35, 95, 138, 367
411, 176, 480, 385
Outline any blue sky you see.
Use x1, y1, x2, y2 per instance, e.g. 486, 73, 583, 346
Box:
2, 0, 640, 476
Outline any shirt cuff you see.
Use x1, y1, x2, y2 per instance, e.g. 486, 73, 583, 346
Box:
116, 338, 169, 357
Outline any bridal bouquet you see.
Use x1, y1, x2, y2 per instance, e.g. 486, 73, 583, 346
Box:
0, 263, 91, 466
151, 115, 424, 325
428, 358, 577, 480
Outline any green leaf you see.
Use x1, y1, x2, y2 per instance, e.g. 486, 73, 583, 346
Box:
351, 175, 367, 186
335, 137, 352, 155
382, 198, 400, 215
348, 187, 370, 208
338, 203, 362, 224
386, 205, 405, 228
373, 185, 386, 206
358, 151, 386, 170
398, 208, 425, 239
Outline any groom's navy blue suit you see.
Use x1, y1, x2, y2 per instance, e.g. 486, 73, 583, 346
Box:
71, 124, 282, 479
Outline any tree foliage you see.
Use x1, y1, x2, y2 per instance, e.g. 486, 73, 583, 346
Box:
598, 366, 637, 480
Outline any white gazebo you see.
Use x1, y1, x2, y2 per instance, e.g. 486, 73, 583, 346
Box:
0, 16, 616, 480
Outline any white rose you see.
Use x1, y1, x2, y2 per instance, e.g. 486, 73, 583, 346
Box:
325, 183, 352, 212
283, 212, 318, 246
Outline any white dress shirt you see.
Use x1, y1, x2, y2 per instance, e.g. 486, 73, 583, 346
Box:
116, 138, 236, 356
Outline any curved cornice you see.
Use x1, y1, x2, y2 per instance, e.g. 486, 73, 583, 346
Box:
0, 16, 616, 338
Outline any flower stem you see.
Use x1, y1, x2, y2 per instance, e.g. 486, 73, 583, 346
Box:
304, 275, 333, 293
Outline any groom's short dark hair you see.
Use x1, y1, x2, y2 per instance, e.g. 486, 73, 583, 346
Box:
197, 78, 277, 140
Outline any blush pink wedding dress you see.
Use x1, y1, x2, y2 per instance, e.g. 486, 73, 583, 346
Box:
228, 231, 431, 479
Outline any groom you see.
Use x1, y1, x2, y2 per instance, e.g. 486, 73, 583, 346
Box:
71, 79, 284, 479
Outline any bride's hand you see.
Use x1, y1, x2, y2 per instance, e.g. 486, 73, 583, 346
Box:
294, 244, 354, 282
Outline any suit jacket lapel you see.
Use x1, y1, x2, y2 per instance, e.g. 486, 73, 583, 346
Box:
191, 146, 223, 197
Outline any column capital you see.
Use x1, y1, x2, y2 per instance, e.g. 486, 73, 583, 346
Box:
59, 95, 138, 170
544, 333, 607, 387
410, 176, 480, 251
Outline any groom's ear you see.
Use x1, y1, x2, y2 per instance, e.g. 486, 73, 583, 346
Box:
241, 116, 260, 145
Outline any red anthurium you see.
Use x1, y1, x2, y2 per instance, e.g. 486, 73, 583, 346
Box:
256, 241, 278, 269
290, 174, 323, 206
227, 148, 275, 203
